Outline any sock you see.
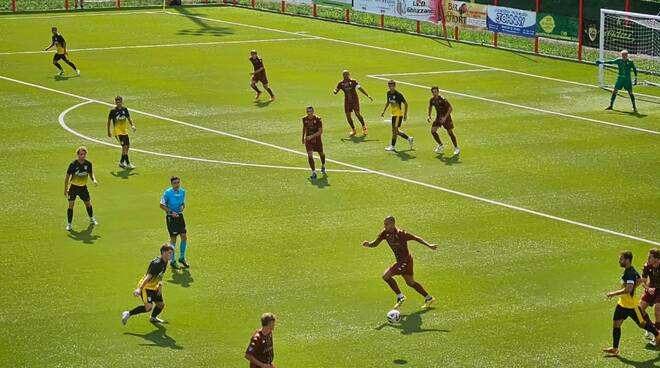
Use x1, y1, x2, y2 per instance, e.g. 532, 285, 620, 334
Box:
384, 278, 401, 294
120, 154, 126, 163
449, 134, 458, 148
251, 85, 261, 93
356, 114, 366, 127
86, 206, 93, 218
411, 282, 429, 298
643, 322, 659, 337
180, 240, 187, 260
170, 243, 176, 261
391, 137, 397, 146
151, 306, 163, 318
398, 131, 409, 140
67, 208, 73, 223
613, 327, 621, 348
265, 87, 274, 97
54, 63, 63, 71
66, 61, 77, 70
630, 94, 636, 109
432, 132, 442, 145
396, 293, 404, 299
320, 154, 326, 167
346, 116, 355, 130
425, 295, 433, 301
610, 93, 617, 107
124, 154, 130, 165
129, 306, 147, 316
308, 156, 315, 171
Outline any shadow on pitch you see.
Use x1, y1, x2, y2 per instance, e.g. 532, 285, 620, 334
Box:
54, 74, 76, 81
607, 109, 649, 118
67, 224, 100, 245
308, 173, 329, 189
392, 149, 415, 161
110, 169, 139, 180
436, 153, 461, 166
607, 351, 660, 368
254, 100, 272, 108
124, 323, 183, 350
340, 135, 379, 143
172, 6, 234, 37
168, 268, 194, 288
374, 308, 450, 335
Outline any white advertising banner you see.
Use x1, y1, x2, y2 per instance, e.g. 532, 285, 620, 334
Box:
353, 0, 439, 23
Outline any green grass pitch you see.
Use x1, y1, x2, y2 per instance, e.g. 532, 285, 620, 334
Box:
1, 6, 659, 367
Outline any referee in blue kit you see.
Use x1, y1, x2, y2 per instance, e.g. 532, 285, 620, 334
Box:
159, 176, 189, 269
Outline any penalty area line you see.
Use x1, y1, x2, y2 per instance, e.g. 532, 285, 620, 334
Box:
2, 74, 659, 246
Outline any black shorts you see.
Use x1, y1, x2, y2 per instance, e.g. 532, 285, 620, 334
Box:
141, 289, 163, 304
166, 214, 187, 236
391, 116, 404, 128
68, 185, 90, 202
613, 304, 646, 323
116, 135, 130, 146
53, 53, 69, 62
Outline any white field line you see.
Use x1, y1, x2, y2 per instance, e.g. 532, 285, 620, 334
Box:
165, 10, 660, 101
0, 10, 164, 20
2, 74, 658, 246
58, 101, 365, 173
373, 69, 498, 77
0, 37, 319, 56
368, 74, 660, 135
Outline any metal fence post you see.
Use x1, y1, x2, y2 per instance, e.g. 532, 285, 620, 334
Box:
534, 0, 540, 53
577, 0, 583, 61
493, 0, 499, 47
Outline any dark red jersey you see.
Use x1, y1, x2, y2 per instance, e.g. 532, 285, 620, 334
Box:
429, 95, 452, 123
336, 79, 360, 103
303, 115, 323, 138
378, 228, 415, 262
643, 263, 660, 288
250, 57, 265, 74
245, 329, 273, 367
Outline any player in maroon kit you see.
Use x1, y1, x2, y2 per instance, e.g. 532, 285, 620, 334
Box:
302, 106, 326, 180
362, 216, 438, 309
245, 313, 276, 368
641, 249, 660, 341
249, 50, 275, 101
333, 70, 373, 136
427, 86, 459, 156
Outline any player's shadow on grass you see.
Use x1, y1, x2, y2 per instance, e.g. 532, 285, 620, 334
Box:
168, 269, 194, 288
374, 308, 449, 335
67, 224, 100, 245
340, 135, 379, 143
54, 75, 73, 82
172, 6, 234, 37
394, 150, 415, 161
436, 153, 460, 166
608, 109, 649, 118
110, 169, 139, 180
608, 350, 660, 368
254, 100, 273, 108
124, 323, 183, 350
308, 174, 329, 189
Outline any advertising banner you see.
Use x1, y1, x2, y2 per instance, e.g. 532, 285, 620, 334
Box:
353, 0, 439, 23
444, 0, 487, 29
536, 12, 578, 40
313, 0, 351, 9
486, 5, 536, 38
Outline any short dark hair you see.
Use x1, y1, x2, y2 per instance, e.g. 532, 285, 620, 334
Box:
621, 250, 633, 262
170, 176, 180, 183
261, 312, 276, 326
160, 244, 172, 254
431, 86, 439, 92
384, 215, 396, 224
650, 249, 660, 259
388, 80, 396, 86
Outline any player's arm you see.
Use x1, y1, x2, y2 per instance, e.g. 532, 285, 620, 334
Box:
358, 86, 373, 101
127, 112, 136, 131
362, 237, 383, 248
107, 118, 112, 137
306, 127, 322, 141
380, 101, 390, 117
44, 40, 55, 51
302, 124, 307, 144
632, 62, 638, 84
244, 353, 272, 368
606, 283, 634, 299
427, 101, 433, 123
160, 195, 177, 217
333, 82, 340, 95
402, 97, 408, 121
88, 162, 97, 185
61, 39, 67, 54
409, 233, 437, 250
440, 101, 452, 122
64, 173, 72, 197
133, 274, 152, 296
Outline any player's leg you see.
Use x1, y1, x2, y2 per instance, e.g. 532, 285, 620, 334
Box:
604, 312, 625, 355
631, 306, 660, 346
262, 82, 274, 100
344, 110, 356, 136
431, 125, 443, 153
608, 81, 622, 109
178, 229, 189, 268
354, 107, 367, 133
394, 117, 413, 150
382, 266, 405, 308
401, 262, 435, 308
250, 80, 261, 99
53, 55, 64, 75
61, 55, 79, 75
66, 198, 75, 231
386, 117, 397, 151
167, 219, 179, 268
626, 85, 637, 112
150, 298, 166, 323
306, 150, 316, 179
81, 187, 96, 225
122, 291, 154, 325
318, 149, 326, 175
447, 128, 459, 155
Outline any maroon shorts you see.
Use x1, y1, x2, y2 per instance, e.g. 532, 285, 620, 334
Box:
642, 289, 659, 306
433, 117, 454, 130
344, 99, 360, 114
252, 73, 268, 85
305, 138, 323, 153
388, 257, 413, 276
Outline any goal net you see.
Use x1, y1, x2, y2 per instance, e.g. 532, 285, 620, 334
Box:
599, 9, 659, 88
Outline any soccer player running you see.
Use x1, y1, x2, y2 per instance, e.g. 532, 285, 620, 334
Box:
245, 313, 276, 368
362, 216, 437, 309
333, 70, 373, 136
121, 244, 173, 325
597, 50, 638, 113
160, 176, 189, 269
107, 96, 137, 169
64, 146, 98, 231
381, 80, 413, 152
302, 106, 326, 180
44, 27, 80, 77
640, 249, 660, 341
249, 50, 275, 101
427, 86, 460, 156
603, 251, 660, 356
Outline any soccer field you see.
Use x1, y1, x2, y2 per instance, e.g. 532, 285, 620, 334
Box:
1, 6, 659, 367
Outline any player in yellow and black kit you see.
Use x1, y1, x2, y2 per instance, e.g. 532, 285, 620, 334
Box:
121, 244, 173, 325
381, 80, 413, 152
603, 251, 660, 356
107, 96, 137, 169
44, 27, 79, 77
64, 146, 97, 231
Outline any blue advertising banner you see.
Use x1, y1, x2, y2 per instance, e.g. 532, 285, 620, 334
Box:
486, 5, 536, 38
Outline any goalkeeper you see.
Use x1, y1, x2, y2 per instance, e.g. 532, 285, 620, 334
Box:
597, 50, 638, 113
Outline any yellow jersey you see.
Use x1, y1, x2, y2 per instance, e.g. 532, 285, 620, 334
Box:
66, 159, 92, 187
618, 266, 640, 308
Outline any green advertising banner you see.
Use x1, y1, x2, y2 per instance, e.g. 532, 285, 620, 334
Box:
536, 12, 579, 41
313, 0, 352, 9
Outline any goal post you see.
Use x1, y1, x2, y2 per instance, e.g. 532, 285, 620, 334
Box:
598, 9, 659, 88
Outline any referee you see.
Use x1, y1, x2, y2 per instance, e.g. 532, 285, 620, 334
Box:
159, 176, 189, 269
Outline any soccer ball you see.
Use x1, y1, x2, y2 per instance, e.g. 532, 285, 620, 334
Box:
386, 309, 401, 324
